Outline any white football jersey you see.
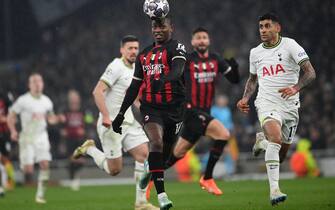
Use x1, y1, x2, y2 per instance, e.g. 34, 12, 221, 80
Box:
99, 58, 135, 124
10, 92, 53, 139
249, 37, 309, 110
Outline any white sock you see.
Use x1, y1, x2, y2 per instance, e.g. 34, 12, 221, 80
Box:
36, 170, 49, 198
0, 163, 7, 188
86, 146, 110, 174
134, 161, 147, 204
158, 192, 167, 199
265, 142, 281, 193
71, 177, 80, 191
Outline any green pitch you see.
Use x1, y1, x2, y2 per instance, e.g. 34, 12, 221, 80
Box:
1, 178, 334, 210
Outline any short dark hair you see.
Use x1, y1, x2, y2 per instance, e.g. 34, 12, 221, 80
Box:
259, 12, 280, 24
152, 15, 172, 26
120, 35, 139, 47
192, 27, 209, 36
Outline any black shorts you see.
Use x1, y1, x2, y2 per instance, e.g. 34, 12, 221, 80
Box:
180, 108, 214, 144
140, 104, 184, 161
0, 132, 11, 157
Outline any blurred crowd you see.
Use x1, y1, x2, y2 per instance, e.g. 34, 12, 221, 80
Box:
1, 0, 334, 159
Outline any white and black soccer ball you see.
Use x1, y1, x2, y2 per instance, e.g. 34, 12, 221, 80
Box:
143, 0, 169, 19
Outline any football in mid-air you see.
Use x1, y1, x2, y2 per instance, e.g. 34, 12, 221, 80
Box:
143, 0, 169, 19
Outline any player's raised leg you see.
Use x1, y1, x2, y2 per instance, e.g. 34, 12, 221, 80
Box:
262, 119, 287, 205
73, 139, 122, 176
166, 117, 229, 196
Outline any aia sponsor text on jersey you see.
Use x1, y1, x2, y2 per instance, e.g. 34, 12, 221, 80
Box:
262, 64, 285, 77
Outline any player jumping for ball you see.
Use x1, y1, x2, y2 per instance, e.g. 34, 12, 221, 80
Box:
112, 17, 187, 210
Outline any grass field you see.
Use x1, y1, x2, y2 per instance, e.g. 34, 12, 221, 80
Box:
1, 178, 334, 210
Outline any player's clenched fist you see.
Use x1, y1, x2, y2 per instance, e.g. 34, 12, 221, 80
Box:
102, 115, 112, 128
237, 97, 250, 114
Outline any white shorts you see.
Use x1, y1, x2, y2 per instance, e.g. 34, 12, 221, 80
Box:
19, 131, 52, 169
97, 118, 149, 159
255, 102, 299, 144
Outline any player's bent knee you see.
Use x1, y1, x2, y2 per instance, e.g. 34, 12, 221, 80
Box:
134, 152, 148, 163
109, 168, 121, 176
174, 148, 187, 159
219, 129, 230, 140
24, 167, 34, 174
207, 120, 230, 140
268, 136, 282, 144
109, 170, 121, 176
213, 128, 230, 140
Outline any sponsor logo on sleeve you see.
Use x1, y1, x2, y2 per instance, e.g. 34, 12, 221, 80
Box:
176, 43, 186, 54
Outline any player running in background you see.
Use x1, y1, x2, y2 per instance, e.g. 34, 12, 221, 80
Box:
237, 13, 316, 205
72, 35, 158, 210
164, 27, 239, 195
7, 73, 61, 203
0, 88, 14, 197
112, 17, 187, 209
59, 90, 86, 191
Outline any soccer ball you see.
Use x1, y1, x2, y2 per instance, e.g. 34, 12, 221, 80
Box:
143, 0, 169, 19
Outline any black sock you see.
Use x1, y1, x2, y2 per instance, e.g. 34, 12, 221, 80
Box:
24, 173, 33, 184
204, 140, 227, 180
148, 152, 165, 194
165, 153, 181, 169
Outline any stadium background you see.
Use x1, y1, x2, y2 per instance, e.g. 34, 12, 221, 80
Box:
0, 0, 334, 185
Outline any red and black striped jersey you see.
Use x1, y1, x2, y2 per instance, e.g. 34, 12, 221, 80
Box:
134, 39, 186, 108
184, 51, 231, 113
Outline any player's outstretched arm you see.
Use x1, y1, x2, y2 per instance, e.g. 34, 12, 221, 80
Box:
112, 57, 144, 134
237, 73, 258, 113
279, 60, 316, 99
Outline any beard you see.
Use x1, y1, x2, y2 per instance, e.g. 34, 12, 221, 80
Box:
196, 46, 208, 54
126, 56, 136, 65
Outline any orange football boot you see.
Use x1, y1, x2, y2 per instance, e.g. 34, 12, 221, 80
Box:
199, 176, 223, 196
